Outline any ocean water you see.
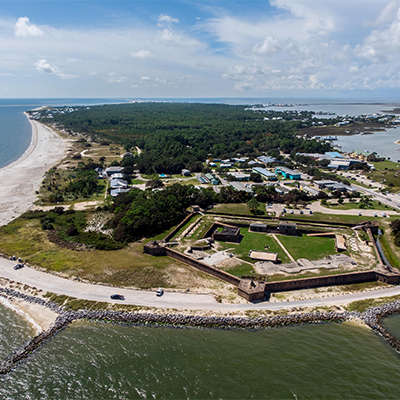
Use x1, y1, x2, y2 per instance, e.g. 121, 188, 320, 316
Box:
0, 98, 132, 168
1, 314, 400, 399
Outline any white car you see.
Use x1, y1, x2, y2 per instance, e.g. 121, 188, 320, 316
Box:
156, 288, 164, 297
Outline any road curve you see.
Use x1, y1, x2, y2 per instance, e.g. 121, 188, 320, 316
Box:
2, 257, 400, 311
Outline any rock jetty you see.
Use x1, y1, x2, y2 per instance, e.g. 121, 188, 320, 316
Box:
2, 288, 400, 374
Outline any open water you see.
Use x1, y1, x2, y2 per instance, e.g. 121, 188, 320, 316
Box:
1, 98, 400, 398
1, 308, 400, 399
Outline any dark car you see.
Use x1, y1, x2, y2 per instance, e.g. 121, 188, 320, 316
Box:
110, 294, 125, 300
13, 263, 24, 270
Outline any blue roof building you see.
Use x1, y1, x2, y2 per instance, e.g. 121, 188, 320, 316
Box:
275, 167, 301, 180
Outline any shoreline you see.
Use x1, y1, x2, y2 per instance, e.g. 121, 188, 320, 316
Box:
0, 114, 68, 227
2, 284, 400, 375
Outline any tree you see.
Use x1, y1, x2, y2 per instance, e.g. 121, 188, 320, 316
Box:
247, 198, 260, 214
250, 172, 263, 183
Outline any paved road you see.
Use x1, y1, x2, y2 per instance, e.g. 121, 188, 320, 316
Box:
3, 257, 400, 311
308, 200, 398, 216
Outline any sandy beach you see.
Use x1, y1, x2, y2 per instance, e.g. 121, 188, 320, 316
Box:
0, 115, 68, 227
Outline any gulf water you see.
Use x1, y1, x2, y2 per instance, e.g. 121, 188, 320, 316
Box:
2, 307, 400, 399
1, 98, 400, 398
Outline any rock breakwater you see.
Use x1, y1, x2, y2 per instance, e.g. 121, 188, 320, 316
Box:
2, 288, 400, 374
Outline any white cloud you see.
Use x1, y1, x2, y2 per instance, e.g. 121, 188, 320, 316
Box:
15, 17, 44, 38
140, 76, 150, 80
131, 50, 153, 59
107, 71, 127, 83
158, 14, 179, 24
35, 58, 77, 79
356, 6, 400, 62
372, 0, 400, 26
253, 35, 280, 55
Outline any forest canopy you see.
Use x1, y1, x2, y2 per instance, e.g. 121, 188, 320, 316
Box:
38, 102, 331, 174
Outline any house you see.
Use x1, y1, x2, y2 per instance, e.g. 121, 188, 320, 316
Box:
181, 169, 191, 176
249, 223, 270, 233
300, 183, 320, 196
278, 222, 297, 235
229, 172, 250, 181
252, 167, 277, 181
275, 167, 301, 180
229, 182, 253, 193
325, 151, 342, 159
275, 186, 290, 194
110, 188, 130, 197
257, 155, 277, 165
110, 178, 128, 189
314, 180, 357, 193
110, 172, 124, 180
105, 166, 124, 177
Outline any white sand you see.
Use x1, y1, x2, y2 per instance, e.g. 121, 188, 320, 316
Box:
0, 295, 58, 333
0, 115, 68, 226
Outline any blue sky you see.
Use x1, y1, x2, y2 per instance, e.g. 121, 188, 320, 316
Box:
1, 0, 400, 98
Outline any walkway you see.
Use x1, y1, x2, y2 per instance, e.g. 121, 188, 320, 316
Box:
271, 234, 295, 262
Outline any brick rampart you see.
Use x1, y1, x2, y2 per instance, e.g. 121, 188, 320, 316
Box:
165, 248, 241, 286
264, 270, 399, 293
163, 212, 196, 242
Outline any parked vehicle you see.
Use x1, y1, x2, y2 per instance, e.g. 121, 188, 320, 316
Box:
13, 263, 24, 270
156, 288, 164, 297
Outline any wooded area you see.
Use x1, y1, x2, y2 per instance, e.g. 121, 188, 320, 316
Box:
42, 103, 331, 174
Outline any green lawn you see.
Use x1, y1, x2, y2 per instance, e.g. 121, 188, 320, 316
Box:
168, 214, 202, 241
219, 228, 290, 264
368, 161, 400, 192
278, 234, 336, 261
326, 200, 395, 211
371, 160, 400, 171
227, 263, 255, 277
212, 203, 267, 216
283, 212, 395, 224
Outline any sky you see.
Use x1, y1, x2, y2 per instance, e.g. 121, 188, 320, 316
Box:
1, 0, 400, 99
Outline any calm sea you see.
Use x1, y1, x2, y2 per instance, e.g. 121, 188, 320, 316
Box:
1, 306, 400, 399
1, 98, 400, 398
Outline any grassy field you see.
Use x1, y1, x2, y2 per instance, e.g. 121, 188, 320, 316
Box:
0, 216, 226, 290
371, 160, 400, 171
283, 212, 395, 225
212, 203, 267, 216
326, 200, 394, 211
169, 214, 202, 241
218, 228, 290, 264
278, 234, 337, 261
368, 160, 400, 192
130, 179, 146, 185
379, 233, 400, 269
166, 178, 199, 186
226, 263, 255, 277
